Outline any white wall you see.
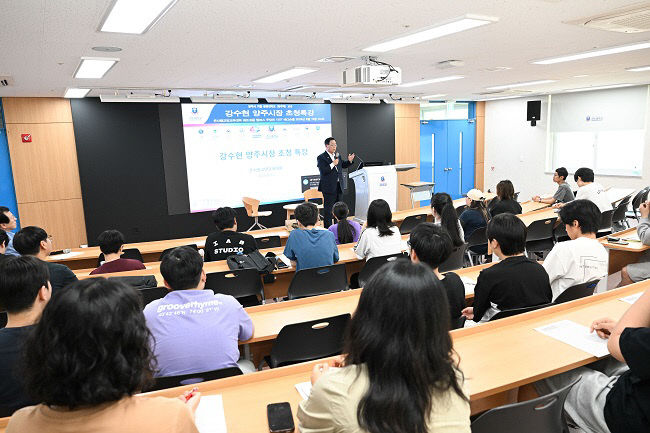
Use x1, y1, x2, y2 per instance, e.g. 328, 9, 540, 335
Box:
484, 95, 650, 201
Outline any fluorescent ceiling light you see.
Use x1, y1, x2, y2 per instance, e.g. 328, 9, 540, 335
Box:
626, 65, 650, 72
486, 80, 556, 91
564, 84, 634, 93
190, 95, 259, 103
74, 57, 119, 79
253, 68, 318, 84
382, 98, 420, 104
328, 97, 379, 104
64, 88, 90, 98
532, 41, 650, 65
477, 95, 525, 101
100, 94, 180, 103
573, 74, 589, 78
266, 96, 324, 103
420, 94, 446, 99
363, 14, 498, 52
100, 0, 178, 34
399, 75, 464, 88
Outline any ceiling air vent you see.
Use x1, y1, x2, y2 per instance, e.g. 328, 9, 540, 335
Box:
567, 3, 650, 33
0, 76, 13, 86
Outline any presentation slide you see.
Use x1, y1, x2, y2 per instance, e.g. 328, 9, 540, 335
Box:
181, 103, 332, 213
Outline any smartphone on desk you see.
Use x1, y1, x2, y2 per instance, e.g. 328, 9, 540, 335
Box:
267, 402, 294, 433
607, 237, 629, 245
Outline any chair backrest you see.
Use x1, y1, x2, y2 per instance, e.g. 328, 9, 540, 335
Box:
0, 311, 6, 329
554, 279, 599, 304
205, 269, 265, 304
525, 217, 557, 243
514, 192, 520, 201
108, 275, 157, 290
287, 264, 348, 300
490, 303, 552, 321
439, 243, 468, 273
269, 313, 351, 368
470, 378, 580, 433
146, 367, 242, 392
598, 209, 614, 231
255, 235, 282, 249
451, 315, 466, 330
466, 226, 487, 248
159, 244, 198, 261
303, 188, 324, 203
611, 196, 630, 223
553, 222, 569, 242
138, 286, 169, 307
242, 197, 260, 217
455, 205, 467, 217
631, 187, 649, 211
398, 214, 428, 234
97, 248, 144, 267
358, 253, 407, 288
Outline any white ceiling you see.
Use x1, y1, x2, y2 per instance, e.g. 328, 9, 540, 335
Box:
1, 0, 650, 100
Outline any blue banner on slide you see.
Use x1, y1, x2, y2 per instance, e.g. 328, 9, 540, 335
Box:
201, 103, 331, 125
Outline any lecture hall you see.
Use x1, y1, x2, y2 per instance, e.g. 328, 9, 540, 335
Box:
1, 1, 650, 432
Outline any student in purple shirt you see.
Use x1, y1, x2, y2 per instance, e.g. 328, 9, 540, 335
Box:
143, 246, 254, 377
90, 230, 146, 275
328, 202, 361, 245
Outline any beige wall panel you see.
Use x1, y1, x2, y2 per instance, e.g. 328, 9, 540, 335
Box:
2, 97, 72, 124
395, 115, 420, 210
475, 163, 485, 191
17, 199, 87, 250
475, 116, 485, 164
394, 103, 420, 118
6, 122, 82, 203
475, 101, 485, 118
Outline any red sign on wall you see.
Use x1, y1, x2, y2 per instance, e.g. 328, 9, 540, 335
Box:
21, 134, 32, 143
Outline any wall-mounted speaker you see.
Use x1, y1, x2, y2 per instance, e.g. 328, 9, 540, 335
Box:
527, 100, 541, 126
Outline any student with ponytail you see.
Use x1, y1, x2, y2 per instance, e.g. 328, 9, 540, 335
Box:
328, 202, 362, 245
431, 193, 464, 247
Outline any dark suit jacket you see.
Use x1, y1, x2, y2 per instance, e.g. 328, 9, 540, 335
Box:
317, 151, 352, 194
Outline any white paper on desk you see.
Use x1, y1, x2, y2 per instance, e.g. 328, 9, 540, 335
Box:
401, 239, 409, 252
620, 293, 643, 305
277, 254, 292, 268
460, 276, 476, 296
47, 251, 83, 260
295, 381, 312, 400
195, 240, 206, 248
194, 394, 227, 433
623, 233, 640, 242
535, 320, 609, 358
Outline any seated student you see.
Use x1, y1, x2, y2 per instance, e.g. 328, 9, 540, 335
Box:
7, 278, 200, 433
0, 206, 19, 256
298, 260, 470, 433
409, 223, 466, 321
90, 230, 146, 275
620, 199, 650, 286
543, 200, 608, 300
0, 257, 51, 416
560, 167, 612, 212
536, 288, 650, 433
431, 192, 465, 247
354, 199, 402, 260
461, 214, 552, 323
284, 202, 339, 271
204, 206, 257, 262
13, 226, 78, 293
328, 202, 362, 245
488, 180, 522, 216
0, 231, 9, 262
143, 246, 254, 377
532, 166, 575, 205
458, 189, 489, 241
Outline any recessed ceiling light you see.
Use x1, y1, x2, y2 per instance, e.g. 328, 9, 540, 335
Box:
253, 68, 318, 84
316, 56, 356, 63
486, 79, 556, 90
626, 65, 650, 72
100, 0, 178, 34
482, 66, 512, 72
420, 94, 446, 99
573, 74, 589, 78
399, 75, 464, 88
64, 88, 91, 98
73, 57, 119, 79
532, 41, 650, 65
362, 14, 498, 52
564, 84, 634, 93
92, 46, 122, 52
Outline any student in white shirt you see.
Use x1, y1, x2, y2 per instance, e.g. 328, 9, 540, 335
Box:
561, 167, 612, 212
354, 199, 402, 260
543, 199, 608, 301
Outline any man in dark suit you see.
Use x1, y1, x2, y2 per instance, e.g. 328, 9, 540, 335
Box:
317, 137, 355, 227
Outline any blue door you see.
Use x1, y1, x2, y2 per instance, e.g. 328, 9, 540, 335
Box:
420, 118, 475, 200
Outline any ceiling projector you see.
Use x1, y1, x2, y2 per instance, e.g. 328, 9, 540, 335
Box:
342, 64, 402, 86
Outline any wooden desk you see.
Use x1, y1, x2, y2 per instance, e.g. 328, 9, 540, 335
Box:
519, 201, 550, 214
517, 207, 559, 227
600, 227, 649, 274
3, 280, 639, 432
452, 192, 497, 208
